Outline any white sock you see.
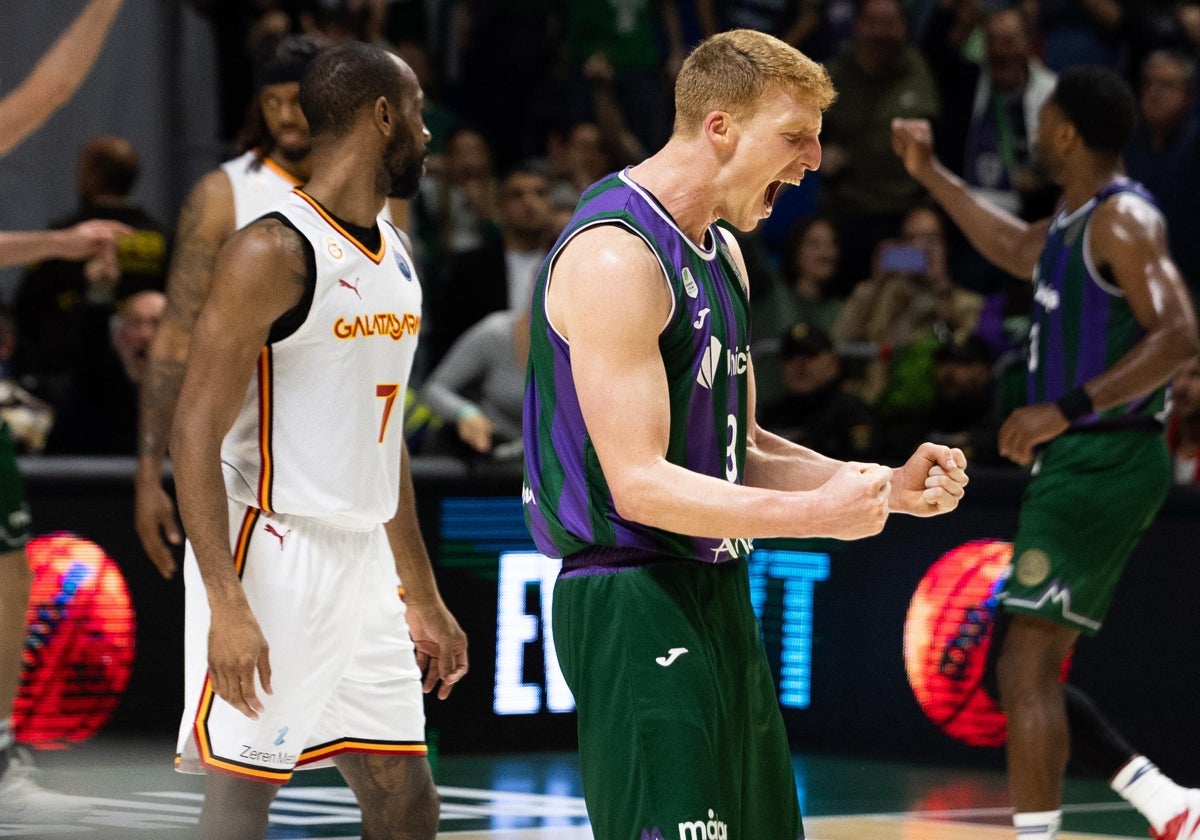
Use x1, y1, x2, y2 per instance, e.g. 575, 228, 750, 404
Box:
1111, 755, 1186, 833
1014, 809, 1062, 839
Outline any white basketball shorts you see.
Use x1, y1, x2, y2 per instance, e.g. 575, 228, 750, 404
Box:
175, 504, 426, 783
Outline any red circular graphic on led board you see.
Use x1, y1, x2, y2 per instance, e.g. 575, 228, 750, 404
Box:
903, 539, 1011, 747
14, 533, 136, 749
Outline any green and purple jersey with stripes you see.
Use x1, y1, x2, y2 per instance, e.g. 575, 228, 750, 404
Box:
1027, 178, 1167, 429
522, 170, 752, 569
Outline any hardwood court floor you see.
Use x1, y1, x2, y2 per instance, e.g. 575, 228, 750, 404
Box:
0, 737, 1156, 839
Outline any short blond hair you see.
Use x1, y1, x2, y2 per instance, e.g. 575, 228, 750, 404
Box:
673, 29, 836, 135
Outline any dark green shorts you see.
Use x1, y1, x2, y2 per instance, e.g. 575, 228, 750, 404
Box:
553, 559, 803, 840
1001, 429, 1168, 635
0, 421, 30, 553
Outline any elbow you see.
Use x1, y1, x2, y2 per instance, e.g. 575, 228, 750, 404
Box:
606, 469, 657, 525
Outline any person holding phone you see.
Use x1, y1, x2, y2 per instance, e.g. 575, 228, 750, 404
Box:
831, 205, 984, 401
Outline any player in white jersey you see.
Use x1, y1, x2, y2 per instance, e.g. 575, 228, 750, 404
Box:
171, 42, 466, 840
135, 35, 322, 577
136, 35, 410, 577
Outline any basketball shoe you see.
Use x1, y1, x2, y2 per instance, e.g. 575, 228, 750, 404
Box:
1152, 789, 1200, 840
0, 750, 92, 825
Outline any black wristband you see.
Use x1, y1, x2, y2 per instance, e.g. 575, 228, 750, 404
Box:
1056, 387, 1094, 422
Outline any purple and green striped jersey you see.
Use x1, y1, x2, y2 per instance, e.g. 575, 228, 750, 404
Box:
522, 170, 752, 567
1028, 178, 1167, 428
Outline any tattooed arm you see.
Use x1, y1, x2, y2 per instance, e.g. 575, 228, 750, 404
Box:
171, 218, 309, 718
134, 170, 235, 577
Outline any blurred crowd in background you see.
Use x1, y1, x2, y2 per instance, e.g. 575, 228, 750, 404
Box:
4, 0, 1200, 480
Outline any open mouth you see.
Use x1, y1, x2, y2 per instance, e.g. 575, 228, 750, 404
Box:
765, 180, 783, 209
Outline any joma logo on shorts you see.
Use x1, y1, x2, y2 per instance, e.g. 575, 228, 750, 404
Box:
678, 809, 727, 840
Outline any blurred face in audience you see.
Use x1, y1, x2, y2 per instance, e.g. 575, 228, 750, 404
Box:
259, 81, 310, 163
567, 123, 608, 182
1174, 360, 1200, 422
794, 218, 839, 285
1139, 54, 1194, 134
447, 130, 492, 182
854, 0, 908, 72
900, 207, 947, 280
500, 171, 552, 242
783, 350, 840, 395
985, 10, 1032, 94
112, 291, 166, 386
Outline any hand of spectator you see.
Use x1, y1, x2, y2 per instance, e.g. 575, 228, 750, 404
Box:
457, 410, 495, 453
891, 118, 938, 184
889, 442, 968, 515
83, 248, 120, 302
998, 403, 1069, 466
56, 218, 130, 261
583, 51, 615, 83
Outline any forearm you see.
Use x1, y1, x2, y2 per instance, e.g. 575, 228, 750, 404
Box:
385, 445, 446, 606
171, 425, 243, 608
609, 458, 837, 540
421, 381, 473, 424
137, 324, 192, 467
1084, 325, 1200, 411
921, 161, 1035, 278
0, 230, 77, 268
0, 0, 124, 157
744, 426, 843, 492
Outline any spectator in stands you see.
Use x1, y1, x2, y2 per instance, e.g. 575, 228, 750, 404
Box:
1168, 357, 1200, 483
753, 214, 846, 407
45, 289, 165, 455
15, 135, 169, 405
820, 0, 941, 285
420, 309, 529, 461
1036, 0, 1128, 71
759, 321, 877, 460
925, 4, 1058, 292
428, 163, 551, 366
413, 126, 499, 265
1124, 50, 1200, 303
562, 0, 684, 153
832, 205, 983, 348
878, 331, 1003, 464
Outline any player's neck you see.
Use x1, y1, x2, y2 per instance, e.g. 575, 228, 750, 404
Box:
627, 143, 718, 245
302, 155, 384, 229
1061, 160, 1123, 214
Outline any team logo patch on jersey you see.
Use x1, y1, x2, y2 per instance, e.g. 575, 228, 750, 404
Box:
696, 336, 722, 389
681, 267, 698, 299
326, 237, 344, 260
394, 251, 412, 280
1015, 548, 1051, 587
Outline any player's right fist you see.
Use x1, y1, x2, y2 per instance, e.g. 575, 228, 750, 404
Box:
891, 118, 937, 183
815, 461, 892, 540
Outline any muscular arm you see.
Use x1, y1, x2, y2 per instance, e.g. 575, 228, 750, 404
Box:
170, 218, 307, 717
892, 118, 1050, 280
553, 226, 890, 541
0, 0, 125, 157
135, 170, 234, 575
997, 195, 1200, 464
1081, 198, 1200, 408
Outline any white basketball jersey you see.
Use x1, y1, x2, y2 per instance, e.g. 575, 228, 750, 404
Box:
221, 150, 303, 230
220, 189, 422, 529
